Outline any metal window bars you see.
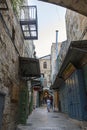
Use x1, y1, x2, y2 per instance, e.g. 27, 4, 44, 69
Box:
20, 6, 38, 40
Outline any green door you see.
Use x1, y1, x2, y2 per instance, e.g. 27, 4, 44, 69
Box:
19, 86, 28, 124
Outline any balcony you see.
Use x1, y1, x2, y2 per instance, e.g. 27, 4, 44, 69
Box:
31, 78, 42, 91
19, 57, 40, 78
0, 0, 8, 10
20, 6, 38, 40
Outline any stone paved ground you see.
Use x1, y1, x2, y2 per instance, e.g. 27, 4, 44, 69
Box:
17, 107, 82, 130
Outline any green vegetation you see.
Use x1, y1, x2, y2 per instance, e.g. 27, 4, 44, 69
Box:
11, 0, 24, 14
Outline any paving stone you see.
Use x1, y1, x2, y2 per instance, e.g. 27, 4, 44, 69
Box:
17, 107, 82, 130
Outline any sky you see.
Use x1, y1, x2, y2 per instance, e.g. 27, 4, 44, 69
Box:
28, 0, 67, 58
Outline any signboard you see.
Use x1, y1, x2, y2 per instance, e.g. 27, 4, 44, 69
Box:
33, 86, 40, 91
11, 84, 19, 102
62, 63, 76, 80
19, 57, 40, 78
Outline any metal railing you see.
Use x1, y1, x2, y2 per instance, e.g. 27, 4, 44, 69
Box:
20, 6, 38, 40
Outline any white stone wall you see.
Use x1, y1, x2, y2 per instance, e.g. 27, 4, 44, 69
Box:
57, 10, 87, 68
51, 42, 62, 84
39, 55, 51, 88
51, 43, 56, 84
58, 40, 68, 64
23, 40, 35, 58
66, 9, 87, 43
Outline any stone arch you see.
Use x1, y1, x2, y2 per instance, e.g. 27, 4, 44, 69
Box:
40, 0, 87, 16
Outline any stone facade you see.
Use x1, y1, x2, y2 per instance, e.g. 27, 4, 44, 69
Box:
0, 1, 24, 130
50, 43, 56, 84
0, 1, 35, 130
39, 55, 51, 89
51, 42, 62, 84
66, 9, 87, 43
58, 10, 87, 127
50, 42, 62, 112
23, 40, 35, 58
58, 40, 68, 66
58, 9, 87, 65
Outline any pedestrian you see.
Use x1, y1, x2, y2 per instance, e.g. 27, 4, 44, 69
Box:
46, 97, 51, 112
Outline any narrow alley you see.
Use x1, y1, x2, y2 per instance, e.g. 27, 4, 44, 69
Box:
17, 107, 82, 130
0, 0, 87, 130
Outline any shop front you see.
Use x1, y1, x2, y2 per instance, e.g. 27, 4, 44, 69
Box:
52, 40, 87, 121
19, 57, 41, 124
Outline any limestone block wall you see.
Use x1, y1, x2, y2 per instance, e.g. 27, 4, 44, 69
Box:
58, 40, 68, 64
39, 56, 51, 88
51, 43, 56, 84
58, 10, 87, 66
66, 9, 87, 44
23, 40, 35, 58
0, 1, 24, 130
51, 42, 62, 84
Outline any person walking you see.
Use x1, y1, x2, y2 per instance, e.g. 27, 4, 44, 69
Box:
46, 97, 51, 112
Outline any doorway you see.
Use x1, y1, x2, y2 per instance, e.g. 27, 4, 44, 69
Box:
0, 93, 5, 129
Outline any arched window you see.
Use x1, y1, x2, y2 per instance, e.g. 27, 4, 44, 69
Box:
43, 62, 47, 69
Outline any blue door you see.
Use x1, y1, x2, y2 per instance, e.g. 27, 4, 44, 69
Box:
0, 93, 5, 129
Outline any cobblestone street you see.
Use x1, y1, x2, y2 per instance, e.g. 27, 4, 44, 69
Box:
17, 107, 82, 130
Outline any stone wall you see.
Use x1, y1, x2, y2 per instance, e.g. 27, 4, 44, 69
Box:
0, 1, 24, 130
51, 43, 56, 84
58, 40, 68, 65
51, 42, 63, 84
39, 55, 51, 88
58, 10, 87, 65
66, 9, 87, 43
23, 40, 35, 58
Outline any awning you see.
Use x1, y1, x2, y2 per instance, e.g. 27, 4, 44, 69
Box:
31, 79, 41, 87
52, 40, 87, 89
19, 57, 41, 78
31, 78, 43, 91
59, 40, 87, 77
50, 77, 64, 90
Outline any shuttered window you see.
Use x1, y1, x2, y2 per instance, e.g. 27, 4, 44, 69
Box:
43, 62, 47, 69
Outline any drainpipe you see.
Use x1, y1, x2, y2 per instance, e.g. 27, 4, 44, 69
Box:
55, 30, 59, 73
56, 30, 59, 58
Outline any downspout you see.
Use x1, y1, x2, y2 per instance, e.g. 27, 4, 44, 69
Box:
56, 30, 59, 58
55, 30, 59, 73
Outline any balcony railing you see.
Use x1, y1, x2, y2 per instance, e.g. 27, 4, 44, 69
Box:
20, 6, 38, 40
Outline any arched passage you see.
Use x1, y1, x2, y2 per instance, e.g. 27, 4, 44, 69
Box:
39, 0, 87, 16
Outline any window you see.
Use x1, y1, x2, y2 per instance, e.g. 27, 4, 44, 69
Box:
12, 26, 15, 42
43, 62, 47, 69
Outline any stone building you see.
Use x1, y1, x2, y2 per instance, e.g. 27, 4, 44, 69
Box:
0, 1, 24, 130
39, 55, 51, 90
39, 55, 52, 103
0, 1, 38, 130
51, 42, 62, 84
66, 9, 87, 45
58, 40, 67, 65
51, 43, 56, 84
51, 9, 87, 124
23, 40, 35, 58
50, 42, 62, 111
